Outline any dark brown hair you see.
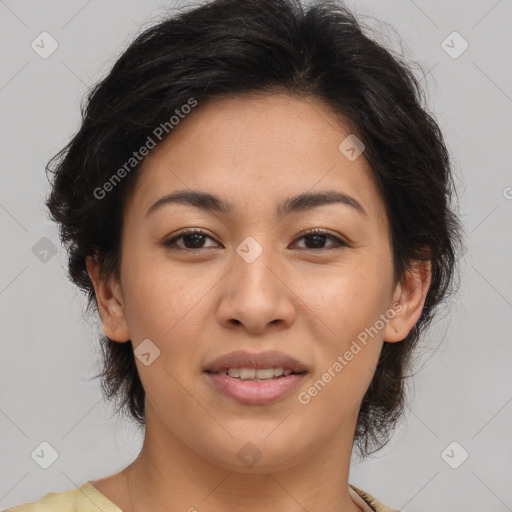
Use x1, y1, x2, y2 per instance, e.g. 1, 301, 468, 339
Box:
45, 0, 462, 458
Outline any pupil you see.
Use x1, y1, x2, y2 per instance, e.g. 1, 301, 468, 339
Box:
184, 233, 204, 248
306, 234, 325, 248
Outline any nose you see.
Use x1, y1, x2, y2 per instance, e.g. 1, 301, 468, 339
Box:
216, 245, 296, 334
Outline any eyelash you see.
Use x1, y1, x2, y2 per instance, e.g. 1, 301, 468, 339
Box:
162, 227, 351, 252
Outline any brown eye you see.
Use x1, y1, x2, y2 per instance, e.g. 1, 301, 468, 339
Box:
163, 227, 350, 252
293, 229, 349, 250
163, 229, 220, 251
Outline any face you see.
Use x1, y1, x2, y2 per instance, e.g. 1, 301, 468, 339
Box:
89, 92, 427, 473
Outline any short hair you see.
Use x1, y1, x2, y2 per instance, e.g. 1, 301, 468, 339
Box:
45, 0, 462, 458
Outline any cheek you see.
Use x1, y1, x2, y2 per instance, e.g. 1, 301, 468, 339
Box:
297, 255, 394, 341
120, 250, 220, 377
120, 241, 193, 331
293, 255, 392, 399
295, 273, 387, 416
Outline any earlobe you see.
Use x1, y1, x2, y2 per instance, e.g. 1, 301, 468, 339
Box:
85, 256, 131, 342
383, 259, 432, 343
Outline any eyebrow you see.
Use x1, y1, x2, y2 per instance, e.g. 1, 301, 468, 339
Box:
145, 189, 367, 218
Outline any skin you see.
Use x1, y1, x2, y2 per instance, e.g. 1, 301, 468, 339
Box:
86, 92, 431, 512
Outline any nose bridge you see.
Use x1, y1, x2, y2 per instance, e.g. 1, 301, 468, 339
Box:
216, 234, 295, 332
233, 234, 279, 302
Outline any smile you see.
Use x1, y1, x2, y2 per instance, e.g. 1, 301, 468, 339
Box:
204, 371, 307, 405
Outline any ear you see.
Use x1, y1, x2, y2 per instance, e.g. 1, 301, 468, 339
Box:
383, 259, 432, 343
86, 255, 131, 342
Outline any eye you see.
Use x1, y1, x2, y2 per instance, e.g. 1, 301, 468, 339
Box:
163, 228, 220, 251
163, 227, 350, 252
292, 228, 350, 251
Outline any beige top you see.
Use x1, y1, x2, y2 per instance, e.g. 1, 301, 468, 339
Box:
5, 481, 402, 511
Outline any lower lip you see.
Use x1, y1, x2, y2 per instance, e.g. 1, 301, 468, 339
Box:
205, 372, 306, 405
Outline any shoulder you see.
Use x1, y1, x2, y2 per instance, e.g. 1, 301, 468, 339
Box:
4, 487, 77, 512
350, 484, 403, 512
4, 482, 121, 512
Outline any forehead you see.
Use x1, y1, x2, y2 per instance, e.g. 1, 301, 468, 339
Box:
124, 92, 387, 225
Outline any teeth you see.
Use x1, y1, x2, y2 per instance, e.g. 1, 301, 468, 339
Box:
218, 367, 294, 380
239, 368, 258, 379
254, 368, 278, 379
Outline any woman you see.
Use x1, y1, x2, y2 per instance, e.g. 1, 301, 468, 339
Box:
7, 0, 461, 510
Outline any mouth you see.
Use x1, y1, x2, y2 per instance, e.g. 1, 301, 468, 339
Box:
203, 349, 309, 375
203, 350, 309, 405
205, 367, 307, 381
204, 372, 307, 405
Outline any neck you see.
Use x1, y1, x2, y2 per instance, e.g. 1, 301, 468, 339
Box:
122, 404, 362, 512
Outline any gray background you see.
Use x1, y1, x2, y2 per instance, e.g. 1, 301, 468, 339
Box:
0, 1, 511, 511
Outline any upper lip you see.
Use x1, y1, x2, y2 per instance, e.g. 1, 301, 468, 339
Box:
204, 350, 309, 373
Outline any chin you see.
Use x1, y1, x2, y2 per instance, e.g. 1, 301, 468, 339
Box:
196, 432, 308, 474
